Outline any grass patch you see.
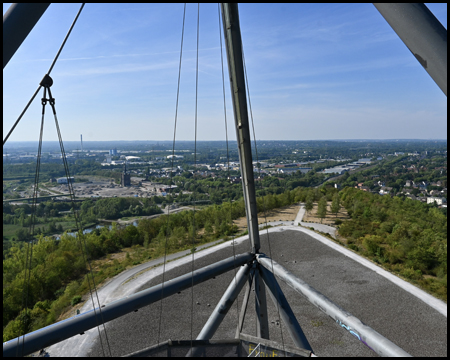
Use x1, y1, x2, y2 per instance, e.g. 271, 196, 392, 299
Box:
311, 320, 324, 327
3, 224, 23, 239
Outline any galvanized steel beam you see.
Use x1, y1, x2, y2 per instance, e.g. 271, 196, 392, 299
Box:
221, 3, 261, 254
254, 264, 270, 339
258, 264, 313, 352
188, 262, 252, 356
3, 252, 254, 357
373, 3, 447, 96
257, 255, 411, 357
196, 262, 252, 340
3, 3, 50, 69
235, 268, 254, 338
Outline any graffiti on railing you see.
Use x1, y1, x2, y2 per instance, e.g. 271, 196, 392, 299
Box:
336, 319, 374, 351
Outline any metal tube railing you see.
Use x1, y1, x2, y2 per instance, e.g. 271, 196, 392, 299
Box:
3, 252, 254, 357
257, 255, 411, 357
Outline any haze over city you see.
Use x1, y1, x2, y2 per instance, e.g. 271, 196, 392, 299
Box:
3, 3, 447, 142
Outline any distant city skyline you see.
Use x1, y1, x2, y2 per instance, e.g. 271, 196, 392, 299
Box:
3, 3, 447, 142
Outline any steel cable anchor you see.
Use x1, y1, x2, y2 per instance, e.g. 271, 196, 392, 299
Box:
39, 74, 56, 112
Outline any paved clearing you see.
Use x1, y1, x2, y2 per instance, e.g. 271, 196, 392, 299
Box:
85, 229, 446, 357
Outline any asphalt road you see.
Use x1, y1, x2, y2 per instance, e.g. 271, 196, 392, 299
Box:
82, 228, 446, 357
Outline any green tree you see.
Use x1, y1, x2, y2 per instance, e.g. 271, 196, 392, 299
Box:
15, 228, 28, 242
331, 193, 340, 217
317, 197, 327, 223
305, 194, 314, 214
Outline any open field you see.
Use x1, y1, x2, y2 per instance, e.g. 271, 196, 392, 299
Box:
233, 203, 301, 233
47, 176, 169, 199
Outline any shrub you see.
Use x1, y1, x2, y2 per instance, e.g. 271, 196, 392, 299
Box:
334, 219, 343, 225
401, 267, 422, 280
71, 295, 82, 306
348, 244, 358, 251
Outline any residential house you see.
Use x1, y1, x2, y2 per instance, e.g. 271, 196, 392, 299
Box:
379, 186, 393, 195
427, 197, 447, 205
418, 181, 428, 190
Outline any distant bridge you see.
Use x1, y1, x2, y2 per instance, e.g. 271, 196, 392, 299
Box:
3, 194, 82, 203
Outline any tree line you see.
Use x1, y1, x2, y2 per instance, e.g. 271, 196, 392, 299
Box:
2, 187, 310, 341
3, 184, 446, 342
337, 187, 446, 300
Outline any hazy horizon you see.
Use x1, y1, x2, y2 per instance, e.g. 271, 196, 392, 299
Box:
4, 4, 447, 142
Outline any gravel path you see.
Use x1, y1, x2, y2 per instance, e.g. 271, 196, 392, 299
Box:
86, 228, 446, 357
294, 203, 337, 238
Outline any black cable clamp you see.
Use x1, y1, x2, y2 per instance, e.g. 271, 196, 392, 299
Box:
40, 74, 55, 109
39, 73, 53, 88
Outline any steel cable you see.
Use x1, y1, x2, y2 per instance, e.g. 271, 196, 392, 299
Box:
48, 88, 112, 357
189, 3, 200, 351
3, 3, 85, 146
157, 2, 186, 348
218, 2, 241, 345
18, 93, 46, 356
241, 39, 288, 355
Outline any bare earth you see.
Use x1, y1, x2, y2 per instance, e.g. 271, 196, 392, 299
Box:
47, 176, 168, 199
233, 204, 301, 232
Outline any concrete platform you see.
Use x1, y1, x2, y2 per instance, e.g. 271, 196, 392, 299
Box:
87, 228, 447, 357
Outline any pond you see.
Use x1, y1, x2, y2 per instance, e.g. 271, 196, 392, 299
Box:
57, 220, 139, 239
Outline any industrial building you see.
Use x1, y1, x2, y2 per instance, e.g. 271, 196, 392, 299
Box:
121, 163, 131, 187
56, 177, 74, 184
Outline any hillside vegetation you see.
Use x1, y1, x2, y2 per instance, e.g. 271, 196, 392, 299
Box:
338, 187, 447, 300
3, 185, 447, 343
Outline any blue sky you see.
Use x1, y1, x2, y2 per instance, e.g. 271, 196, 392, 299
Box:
3, 3, 447, 142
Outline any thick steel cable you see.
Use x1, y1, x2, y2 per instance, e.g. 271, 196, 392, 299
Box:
157, 3, 186, 347
28, 98, 45, 242
17, 88, 48, 356
17, 241, 31, 357
19, 93, 46, 356
190, 3, 200, 351
49, 89, 111, 357
17, 241, 30, 357
3, 3, 85, 146
3, 86, 41, 146
218, 2, 241, 342
47, 3, 85, 75
241, 41, 287, 355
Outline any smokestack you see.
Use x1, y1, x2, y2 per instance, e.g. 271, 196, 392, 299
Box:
80, 134, 83, 152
